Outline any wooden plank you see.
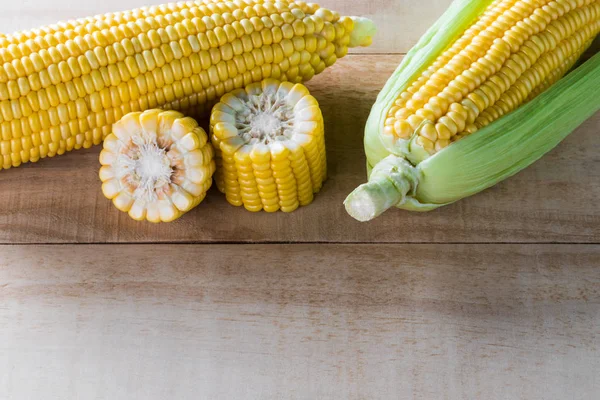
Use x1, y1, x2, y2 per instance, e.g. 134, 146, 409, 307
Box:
0, 55, 598, 244
0, 0, 453, 54
1, 244, 599, 399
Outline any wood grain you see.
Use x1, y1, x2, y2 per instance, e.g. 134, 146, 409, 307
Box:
1, 1, 599, 398
1, 244, 599, 400
0, 0, 454, 54
0, 55, 598, 244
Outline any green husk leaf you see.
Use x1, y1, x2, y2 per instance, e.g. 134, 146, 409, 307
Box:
416, 51, 600, 205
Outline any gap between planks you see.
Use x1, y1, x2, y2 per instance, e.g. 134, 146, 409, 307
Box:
0, 241, 599, 246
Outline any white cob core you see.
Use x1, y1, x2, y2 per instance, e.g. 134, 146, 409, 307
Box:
236, 94, 295, 145
116, 139, 173, 202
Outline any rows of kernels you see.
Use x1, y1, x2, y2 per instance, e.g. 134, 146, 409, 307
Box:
386, 0, 597, 155
420, 0, 589, 120
471, 3, 598, 110
526, 39, 591, 101
383, 0, 518, 139
210, 79, 326, 212
415, 1, 599, 152
234, 146, 263, 211
159, 49, 331, 117
1, 18, 299, 124
382, 0, 517, 135
0, 5, 350, 78
0, 1, 333, 61
385, 0, 554, 140
460, 3, 598, 133
0, 1, 356, 170
288, 141, 315, 206
296, 99, 326, 189
384, 0, 592, 143
250, 145, 279, 212
316, 126, 327, 186
270, 143, 299, 212
35, 1, 339, 47
474, 17, 599, 129
221, 151, 243, 206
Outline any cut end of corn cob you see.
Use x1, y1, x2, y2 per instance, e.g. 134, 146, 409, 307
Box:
99, 109, 215, 223
210, 79, 326, 212
346, 0, 600, 221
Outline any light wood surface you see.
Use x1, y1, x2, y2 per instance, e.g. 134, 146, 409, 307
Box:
2, 244, 599, 400
1, 0, 599, 399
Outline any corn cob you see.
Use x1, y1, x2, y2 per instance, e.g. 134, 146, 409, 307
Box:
0, 1, 375, 170
210, 78, 325, 212
99, 109, 215, 222
345, 0, 599, 221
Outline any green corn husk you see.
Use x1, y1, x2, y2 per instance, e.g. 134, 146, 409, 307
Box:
344, 0, 600, 222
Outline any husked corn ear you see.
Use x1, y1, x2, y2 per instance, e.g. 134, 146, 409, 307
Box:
0, 1, 375, 170
345, 0, 600, 221
210, 79, 325, 212
99, 109, 215, 222
382, 0, 599, 155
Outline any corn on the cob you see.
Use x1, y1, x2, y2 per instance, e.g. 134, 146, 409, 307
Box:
345, 0, 599, 221
210, 78, 325, 212
99, 109, 215, 222
0, 1, 375, 171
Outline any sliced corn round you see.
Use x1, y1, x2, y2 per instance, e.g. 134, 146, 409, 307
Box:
99, 109, 215, 222
210, 79, 326, 212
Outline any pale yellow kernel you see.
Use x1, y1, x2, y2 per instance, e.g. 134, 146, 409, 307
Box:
393, 119, 413, 139
420, 123, 438, 142
407, 115, 424, 130
434, 139, 451, 152
416, 136, 434, 153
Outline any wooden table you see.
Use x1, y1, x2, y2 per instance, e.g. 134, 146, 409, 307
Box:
1, 1, 599, 399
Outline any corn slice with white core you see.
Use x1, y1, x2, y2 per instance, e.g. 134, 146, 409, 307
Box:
99, 109, 215, 222
210, 78, 326, 212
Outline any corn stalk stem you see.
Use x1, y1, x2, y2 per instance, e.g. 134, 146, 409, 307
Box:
344, 155, 419, 222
